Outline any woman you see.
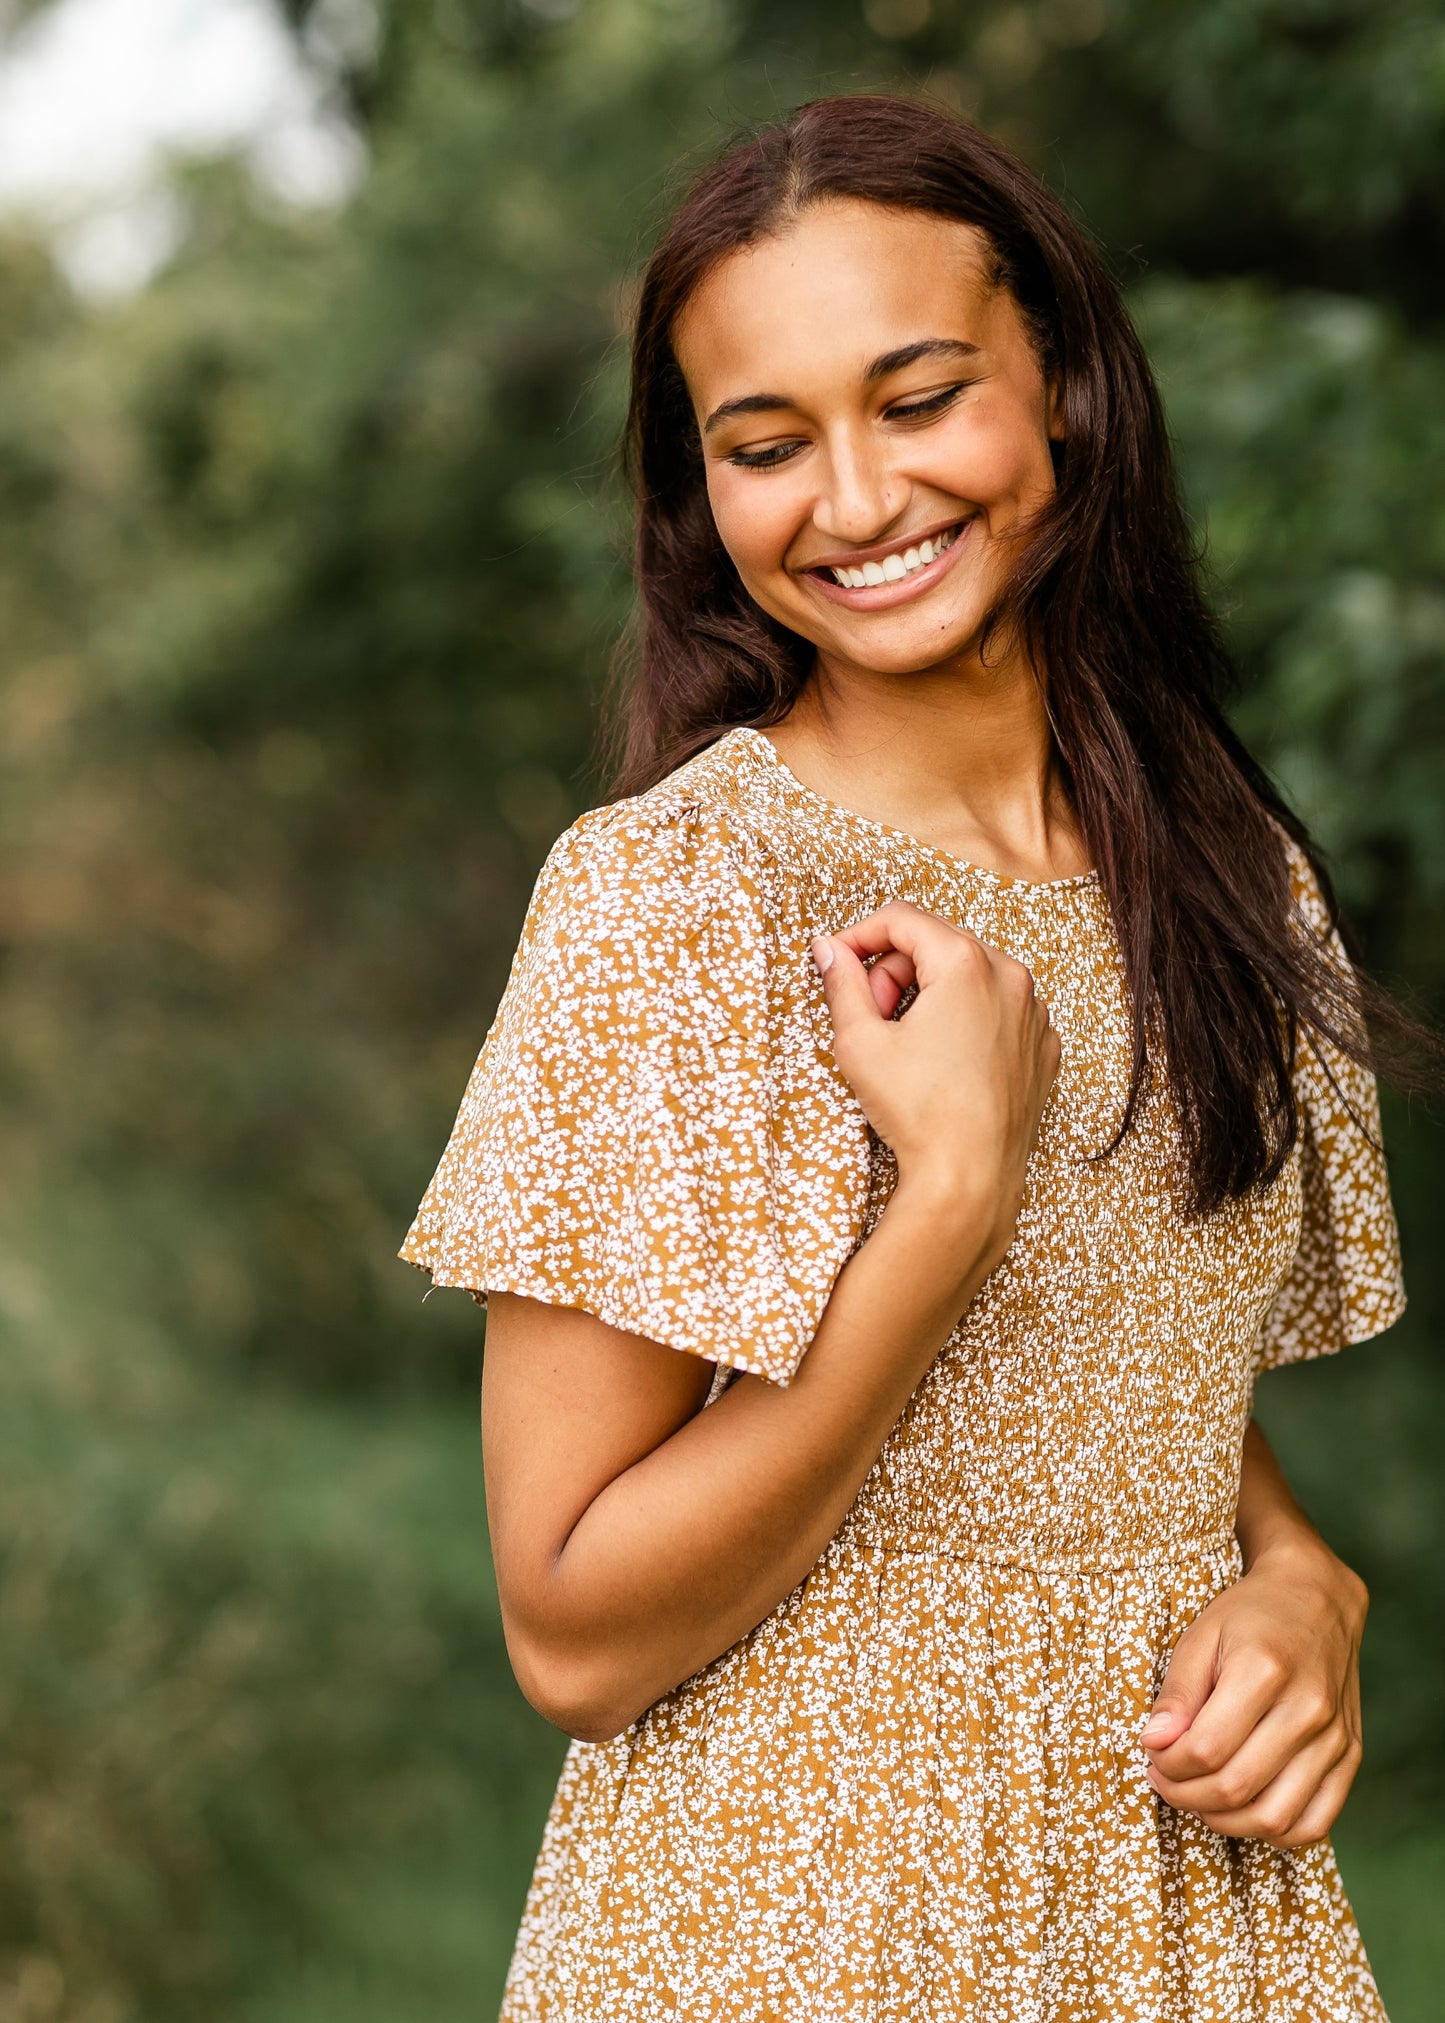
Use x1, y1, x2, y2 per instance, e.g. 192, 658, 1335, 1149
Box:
402, 96, 1410, 2021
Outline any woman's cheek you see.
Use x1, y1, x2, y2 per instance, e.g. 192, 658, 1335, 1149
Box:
924, 406, 1046, 517
710, 479, 801, 588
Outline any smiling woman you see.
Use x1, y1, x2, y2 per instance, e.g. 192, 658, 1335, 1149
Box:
680, 222, 1062, 645
400, 93, 1430, 2023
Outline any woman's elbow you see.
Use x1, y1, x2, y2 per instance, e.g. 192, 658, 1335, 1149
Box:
507, 1630, 647, 1744
551, 1699, 641, 1747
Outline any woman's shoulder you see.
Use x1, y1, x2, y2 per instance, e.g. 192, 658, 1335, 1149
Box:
492, 732, 800, 1073
498, 732, 794, 997
533, 729, 783, 925
1266, 819, 1340, 945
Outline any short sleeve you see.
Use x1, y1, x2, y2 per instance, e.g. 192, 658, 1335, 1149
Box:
398, 799, 872, 1386
1254, 840, 1407, 1372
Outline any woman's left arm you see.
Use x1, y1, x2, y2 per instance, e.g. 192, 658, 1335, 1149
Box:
1140, 1417, 1369, 1848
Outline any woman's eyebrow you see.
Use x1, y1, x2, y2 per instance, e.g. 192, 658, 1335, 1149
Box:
701, 337, 982, 436
702, 390, 795, 434
863, 336, 981, 382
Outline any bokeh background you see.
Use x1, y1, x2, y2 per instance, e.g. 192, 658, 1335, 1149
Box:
1, 0, 1441, 2017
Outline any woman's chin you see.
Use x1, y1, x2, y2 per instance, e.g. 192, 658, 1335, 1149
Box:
811, 614, 995, 681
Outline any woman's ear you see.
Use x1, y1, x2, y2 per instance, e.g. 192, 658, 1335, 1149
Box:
1045, 370, 1066, 442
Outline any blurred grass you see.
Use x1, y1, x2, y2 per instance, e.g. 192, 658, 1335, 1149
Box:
1335, 1829, 1445, 2023
0, 1310, 566, 2019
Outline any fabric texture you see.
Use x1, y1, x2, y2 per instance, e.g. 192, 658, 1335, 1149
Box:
401, 725, 1406, 2023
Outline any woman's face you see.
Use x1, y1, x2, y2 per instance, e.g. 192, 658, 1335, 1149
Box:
672, 199, 1064, 682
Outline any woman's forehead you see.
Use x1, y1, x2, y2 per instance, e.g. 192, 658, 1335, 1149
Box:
673, 202, 1011, 397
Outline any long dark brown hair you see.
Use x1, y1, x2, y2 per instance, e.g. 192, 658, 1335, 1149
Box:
602, 92, 1429, 1217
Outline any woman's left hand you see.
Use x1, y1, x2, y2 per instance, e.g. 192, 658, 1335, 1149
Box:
1139, 1532, 1368, 1849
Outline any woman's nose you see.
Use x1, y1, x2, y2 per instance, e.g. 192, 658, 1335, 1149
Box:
811, 432, 906, 546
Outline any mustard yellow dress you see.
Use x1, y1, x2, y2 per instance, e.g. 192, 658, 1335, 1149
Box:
401, 725, 1406, 2023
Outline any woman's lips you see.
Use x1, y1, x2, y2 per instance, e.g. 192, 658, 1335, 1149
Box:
803, 516, 975, 610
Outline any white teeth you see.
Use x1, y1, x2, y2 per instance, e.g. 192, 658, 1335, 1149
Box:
827, 524, 963, 591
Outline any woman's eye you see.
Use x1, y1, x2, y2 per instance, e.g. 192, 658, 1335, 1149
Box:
722, 385, 970, 467
727, 440, 805, 470
886, 383, 969, 422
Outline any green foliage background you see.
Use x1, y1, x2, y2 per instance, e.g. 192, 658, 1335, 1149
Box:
1, 1, 1441, 2016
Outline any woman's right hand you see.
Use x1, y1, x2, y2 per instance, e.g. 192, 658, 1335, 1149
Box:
812, 901, 1060, 1256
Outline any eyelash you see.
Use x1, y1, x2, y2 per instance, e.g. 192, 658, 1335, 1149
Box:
725, 382, 970, 470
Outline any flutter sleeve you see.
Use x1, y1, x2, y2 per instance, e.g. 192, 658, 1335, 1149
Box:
1254, 840, 1407, 1372
398, 797, 872, 1386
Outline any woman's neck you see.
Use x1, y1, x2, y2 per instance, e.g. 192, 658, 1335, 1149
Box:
764, 650, 1091, 884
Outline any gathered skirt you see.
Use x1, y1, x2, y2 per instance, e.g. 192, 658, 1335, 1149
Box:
498, 1528, 1385, 2022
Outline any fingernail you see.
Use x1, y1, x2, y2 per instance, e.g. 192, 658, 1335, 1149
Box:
811, 937, 834, 973
1140, 1713, 1172, 1742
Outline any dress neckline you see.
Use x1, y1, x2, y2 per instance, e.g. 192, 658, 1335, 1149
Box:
726, 725, 1102, 896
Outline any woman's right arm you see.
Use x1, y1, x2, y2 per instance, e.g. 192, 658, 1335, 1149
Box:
482, 901, 1059, 1743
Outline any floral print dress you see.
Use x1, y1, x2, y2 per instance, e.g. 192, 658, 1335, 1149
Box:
401, 725, 1405, 2023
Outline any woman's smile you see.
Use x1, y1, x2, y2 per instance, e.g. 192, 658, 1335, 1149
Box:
801, 514, 974, 609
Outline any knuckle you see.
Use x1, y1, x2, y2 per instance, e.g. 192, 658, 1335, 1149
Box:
1289, 1803, 1330, 1847
1329, 1748, 1361, 1798
1253, 1650, 1290, 1694
1287, 1804, 1327, 1853
1253, 1801, 1296, 1840
1293, 1688, 1335, 1733
1321, 1727, 1351, 1773
1236, 1660, 1281, 1702
1216, 1768, 1256, 1809
1185, 1732, 1227, 1772
945, 937, 986, 976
